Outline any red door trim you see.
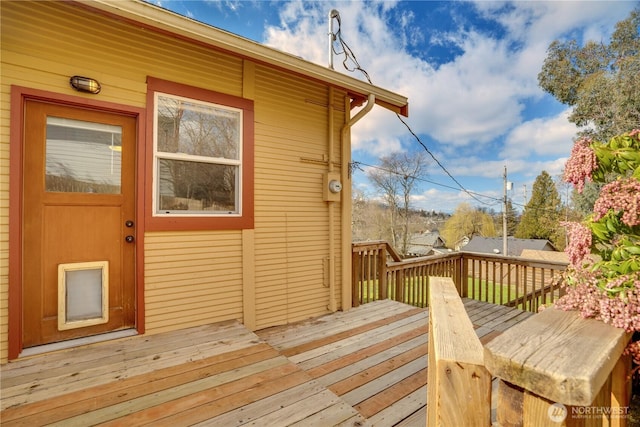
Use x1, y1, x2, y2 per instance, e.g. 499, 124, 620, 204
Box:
8, 86, 146, 360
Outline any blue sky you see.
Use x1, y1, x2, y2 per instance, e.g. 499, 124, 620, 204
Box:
153, 0, 637, 213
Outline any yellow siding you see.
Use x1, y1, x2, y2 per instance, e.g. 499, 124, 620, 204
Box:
253, 65, 344, 329
144, 231, 244, 333
0, 1, 346, 362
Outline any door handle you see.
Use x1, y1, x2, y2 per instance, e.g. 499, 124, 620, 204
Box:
125, 235, 135, 243
125, 220, 134, 228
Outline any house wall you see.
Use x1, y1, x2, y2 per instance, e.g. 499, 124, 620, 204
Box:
0, 1, 345, 362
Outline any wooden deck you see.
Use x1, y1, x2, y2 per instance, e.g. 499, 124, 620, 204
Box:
1, 299, 533, 426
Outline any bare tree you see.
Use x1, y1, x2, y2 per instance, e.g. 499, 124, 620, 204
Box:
367, 152, 428, 256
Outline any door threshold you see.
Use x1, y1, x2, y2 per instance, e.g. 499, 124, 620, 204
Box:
20, 329, 138, 358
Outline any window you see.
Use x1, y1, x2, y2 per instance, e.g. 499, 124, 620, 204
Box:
46, 117, 122, 194
146, 77, 254, 231
154, 93, 241, 215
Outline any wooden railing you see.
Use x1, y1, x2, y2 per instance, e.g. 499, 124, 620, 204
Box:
352, 241, 568, 311
430, 276, 633, 427
428, 277, 491, 425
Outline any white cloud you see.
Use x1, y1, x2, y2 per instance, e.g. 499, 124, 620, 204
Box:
501, 109, 579, 159
261, 0, 634, 211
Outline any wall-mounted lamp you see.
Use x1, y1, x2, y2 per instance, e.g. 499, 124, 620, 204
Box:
70, 76, 101, 94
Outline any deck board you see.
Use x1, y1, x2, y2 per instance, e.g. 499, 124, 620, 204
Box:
369, 386, 427, 427
1, 299, 532, 426
290, 313, 427, 366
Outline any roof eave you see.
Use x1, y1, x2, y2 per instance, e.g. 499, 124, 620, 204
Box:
79, 0, 409, 116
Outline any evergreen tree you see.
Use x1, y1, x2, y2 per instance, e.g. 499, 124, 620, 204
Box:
515, 171, 563, 247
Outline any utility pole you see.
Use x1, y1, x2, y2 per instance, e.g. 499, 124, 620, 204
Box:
503, 166, 508, 256
328, 10, 339, 69
502, 166, 512, 256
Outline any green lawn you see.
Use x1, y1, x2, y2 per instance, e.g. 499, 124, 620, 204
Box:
357, 276, 558, 311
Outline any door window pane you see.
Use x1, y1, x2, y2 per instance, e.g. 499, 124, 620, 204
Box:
46, 117, 122, 194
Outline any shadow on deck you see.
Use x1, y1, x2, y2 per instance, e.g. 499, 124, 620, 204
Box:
1, 299, 533, 426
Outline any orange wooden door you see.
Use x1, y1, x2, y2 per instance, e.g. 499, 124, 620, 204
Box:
22, 100, 137, 348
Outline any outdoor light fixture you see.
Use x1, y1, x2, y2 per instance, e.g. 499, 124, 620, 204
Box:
70, 76, 101, 94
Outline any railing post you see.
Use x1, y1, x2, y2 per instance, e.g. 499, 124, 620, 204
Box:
395, 269, 404, 303
379, 245, 387, 300
485, 308, 632, 426
459, 254, 468, 297
351, 248, 360, 307
427, 276, 491, 426
611, 353, 632, 427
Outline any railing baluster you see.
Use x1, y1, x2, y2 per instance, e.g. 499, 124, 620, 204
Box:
378, 246, 386, 301
523, 265, 529, 311
541, 268, 546, 308
507, 262, 512, 305
529, 267, 538, 311
471, 259, 477, 300
492, 260, 497, 304
483, 260, 488, 302
499, 261, 504, 305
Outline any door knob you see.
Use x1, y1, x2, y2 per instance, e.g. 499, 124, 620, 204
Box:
125, 235, 135, 243
125, 220, 134, 228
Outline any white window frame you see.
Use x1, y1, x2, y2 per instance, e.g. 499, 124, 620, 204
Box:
152, 92, 243, 217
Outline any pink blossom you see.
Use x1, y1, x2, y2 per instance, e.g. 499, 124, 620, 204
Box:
624, 340, 640, 365
592, 178, 640, 226
563, 137, 597, 193
561, 221, 592, 267
558, 131, 640, 365
556, 270, 640, 333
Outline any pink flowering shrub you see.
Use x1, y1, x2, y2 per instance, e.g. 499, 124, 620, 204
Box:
559, 130, 640, 362
592, 178, 640, 227
563, 137, 597, 193
560, 221, 592, 266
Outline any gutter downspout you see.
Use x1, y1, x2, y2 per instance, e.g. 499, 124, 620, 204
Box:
339, 93, 375, 311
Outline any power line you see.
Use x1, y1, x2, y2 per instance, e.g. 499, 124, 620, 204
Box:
353, 159, 570, 218
330, 11, 491, 206
331, 12, 566, 218
394, 113, 492, 205
353, 160, 501, 206
330, 11, 372, 84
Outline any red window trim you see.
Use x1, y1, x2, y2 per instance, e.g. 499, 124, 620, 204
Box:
145, 77, 254, 231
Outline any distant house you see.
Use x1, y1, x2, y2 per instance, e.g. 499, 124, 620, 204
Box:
461, 236, 557, 257
454, 236, 471, 251
520, 249, 569, 263
406, 231, 446, 257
